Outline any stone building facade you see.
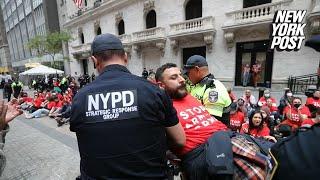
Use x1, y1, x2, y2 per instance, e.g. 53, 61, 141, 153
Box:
0, 7, 11, 72
1, 0, 61, 72
63, 0, 320, 89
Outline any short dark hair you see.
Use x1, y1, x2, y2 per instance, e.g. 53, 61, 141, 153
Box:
155, 63, 177, 82
93, 49, 126, 61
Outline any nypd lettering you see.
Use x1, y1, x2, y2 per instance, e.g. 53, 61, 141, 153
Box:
86, 90, 138, 121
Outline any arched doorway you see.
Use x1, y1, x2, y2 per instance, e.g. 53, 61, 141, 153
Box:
146, 10, 156, 29
185, 0, 202, 20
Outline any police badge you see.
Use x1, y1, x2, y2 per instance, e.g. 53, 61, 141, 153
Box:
208, 91, 218, 103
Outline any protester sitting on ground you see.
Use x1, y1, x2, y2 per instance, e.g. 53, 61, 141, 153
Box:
156, 63, 274, 179
301, 107, 320, 127
260, 106, 277, 136
258, 90, 277, 108
25, 93, 61, 119
305, 89, 320, 118
229, 102, 245, 132
278, 97, 311, 132
240, 110, 276, 142
242, 89, 256, 113
236, 97, 249, 118
227, 87, 237, 102
51, 100, 72, 127
48, 95, 63, 117
262, 98, 280, 120
17, 92, 34, 110
28, 92, 44, 113
278, 88, 293, 116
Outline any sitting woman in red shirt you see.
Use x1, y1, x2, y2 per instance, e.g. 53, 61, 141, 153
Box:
241, 110, 276, 142
229, 103, 245, 132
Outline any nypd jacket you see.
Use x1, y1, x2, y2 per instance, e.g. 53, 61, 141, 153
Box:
70, 64, 179, 179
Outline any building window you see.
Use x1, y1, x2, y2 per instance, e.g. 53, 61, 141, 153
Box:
118, 20, 125, 35
96, 27, 101, 35
243, 0, 271, 8
185, 0, 202, 20
146, 10, 156, 29
80, 33, 84, 44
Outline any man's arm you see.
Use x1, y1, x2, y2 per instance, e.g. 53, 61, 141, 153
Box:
160, 90, 186, 148
166, 123, 186, 148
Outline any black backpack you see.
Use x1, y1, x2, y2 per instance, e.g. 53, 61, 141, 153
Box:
270, 124, 320, 180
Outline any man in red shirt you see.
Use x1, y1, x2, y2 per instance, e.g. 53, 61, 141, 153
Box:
279, 97, 311, 131
229, 103, 245, 132
258, 89, 277, 108
155, 63, 228, 179
305, 90, 320, 117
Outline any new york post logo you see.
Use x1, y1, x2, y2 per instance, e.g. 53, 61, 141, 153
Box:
270, 10, 306, 51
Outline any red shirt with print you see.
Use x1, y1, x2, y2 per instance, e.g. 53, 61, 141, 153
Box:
240, 123, 270, 137
173, 94, 228, 155
283, 106, 311, 126
306, 97, 320, 108
230, 111, 245, 132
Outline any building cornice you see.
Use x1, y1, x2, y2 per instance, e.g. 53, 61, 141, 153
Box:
63, 0, 140, 29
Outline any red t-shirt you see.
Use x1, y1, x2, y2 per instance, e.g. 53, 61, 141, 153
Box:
33, 97, 43, 108
262, 104, 278, 113
306, 97, 320, 108
258, 97, 277, 107
23, 97, 33, 103
240, 123, 270, 137
230, 111, 245, 132
301, 119, 317, 127
55, 101, 63, 108
173, 94, 228, 155
283, 106, 311, 126
57, 93, 63, 100
47, 101, 56, 110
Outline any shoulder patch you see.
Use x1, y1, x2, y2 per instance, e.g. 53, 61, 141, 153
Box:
208, 90, 218, 103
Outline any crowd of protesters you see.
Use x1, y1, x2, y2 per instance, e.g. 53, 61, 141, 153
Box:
142, 65, 320, 140
0, 73, 96, 127
0, 63, 319, 179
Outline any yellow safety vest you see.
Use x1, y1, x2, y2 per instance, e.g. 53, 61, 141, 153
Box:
189, 77, 231, 117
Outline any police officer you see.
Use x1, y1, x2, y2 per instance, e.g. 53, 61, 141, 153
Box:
70, 33, 185, 179
11, 78, 23, 99
184, 55, 232, 126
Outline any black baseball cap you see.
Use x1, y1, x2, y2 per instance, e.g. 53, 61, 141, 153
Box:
184, 55, 208, 69
91, 33, 123, 55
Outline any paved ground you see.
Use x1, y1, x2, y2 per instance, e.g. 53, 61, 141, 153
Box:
0, 88, 80, 180
1, 117, 80, 180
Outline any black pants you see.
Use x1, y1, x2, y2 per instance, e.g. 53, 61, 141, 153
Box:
181, 144, 208, 180
181, 136, 233, 180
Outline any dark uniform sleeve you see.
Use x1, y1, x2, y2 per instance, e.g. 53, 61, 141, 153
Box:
159, 90, 179, 127
70, 93, 83, 132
